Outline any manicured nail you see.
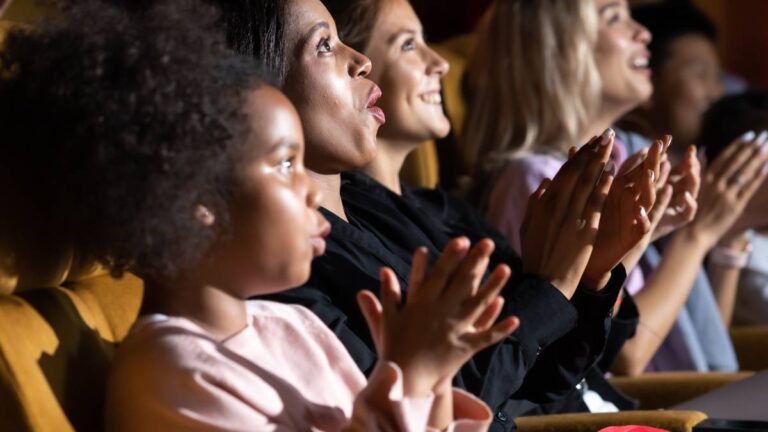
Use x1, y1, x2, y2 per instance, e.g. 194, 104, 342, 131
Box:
639, 206, 648, 219
756, 130, 768, 145
685, 191, 694, 200
605, 160, 615, 175
601, 128, 615, 145
740, 130, 756, 142
664, 136, 673, 152
576, 218, 586, 230
648, 169, 655, 183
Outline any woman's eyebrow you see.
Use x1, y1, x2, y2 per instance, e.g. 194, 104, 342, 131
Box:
299, 21, 330, 46
598, 1, 623, 15
387, 28, 417, 45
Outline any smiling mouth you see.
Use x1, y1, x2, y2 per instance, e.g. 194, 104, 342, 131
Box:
419, 92, 442, 105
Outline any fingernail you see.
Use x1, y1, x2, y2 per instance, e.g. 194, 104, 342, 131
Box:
601, 128, 615, 145
756, 130, 768, 145
741, 130, 756, 142
685, 191, 693, 200
648, 169, 655, 183
605, 160, 615, 175
639, 206, 648, 219
576, 218, 586, 229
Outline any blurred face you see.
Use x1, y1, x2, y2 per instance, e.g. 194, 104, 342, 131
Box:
594, 0, 653, 114
365, 0, 450, 143
211, 86, 329, 297
652, 34, 723, 149
282, 0, 385, 175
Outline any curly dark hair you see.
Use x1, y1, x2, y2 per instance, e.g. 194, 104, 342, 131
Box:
0, 0, 265, 280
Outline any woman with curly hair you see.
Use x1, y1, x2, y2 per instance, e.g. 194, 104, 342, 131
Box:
1, 1, 520, 430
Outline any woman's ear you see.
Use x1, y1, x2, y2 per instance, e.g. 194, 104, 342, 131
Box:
195, 204, 216, 227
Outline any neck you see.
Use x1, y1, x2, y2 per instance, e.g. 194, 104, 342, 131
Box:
308, 170, 347, 221
141, 276, 248, 341
582, 105, 622, 143
363, 138, 418, 196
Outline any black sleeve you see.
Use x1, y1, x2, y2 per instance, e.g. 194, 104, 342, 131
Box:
511, 265, 626, 405
598, 290, 639, 372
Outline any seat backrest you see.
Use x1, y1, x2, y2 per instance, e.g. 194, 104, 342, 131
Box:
0, 272, 143, 432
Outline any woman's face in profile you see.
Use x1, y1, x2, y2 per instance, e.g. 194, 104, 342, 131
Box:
281, 0, 385, 175
594, 0, 653, 111
364, 0, 450, 143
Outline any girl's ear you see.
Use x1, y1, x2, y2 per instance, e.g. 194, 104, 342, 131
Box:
195, 204, 216, 227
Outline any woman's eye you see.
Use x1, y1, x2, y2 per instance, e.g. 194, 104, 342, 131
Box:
277, 158, 295, 176
402, 38, 415, 52
607, 13, 620, 25
318, 38, 332, 54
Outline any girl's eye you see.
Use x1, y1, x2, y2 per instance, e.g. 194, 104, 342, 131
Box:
318, 38, 332, 54
277, 158, 295, 176
402, 38, 415, 52
607, 13, 620, 25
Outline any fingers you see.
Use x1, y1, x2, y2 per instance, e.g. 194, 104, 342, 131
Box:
405, 247, 428, 302
648, 184, 673, 228
443, 239, 495, 302
738, 162, 768, 202
637, 167, 657, 211
564, 132, 614, 226
419, 237, 470, 301
461, 316, 519, 351
379, 267, 402, 324
710, 131, 763, 179
465, 263, 511, 323
582, 167, 614, 230
357, 290, 384, 355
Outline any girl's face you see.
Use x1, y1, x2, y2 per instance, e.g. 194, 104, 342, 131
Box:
282, 0, 385, 175
210, 86, 329, 297
594, 0, 653, 112
364, 0, 450, 143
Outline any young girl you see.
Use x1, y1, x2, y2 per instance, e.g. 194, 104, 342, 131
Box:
0, 1, 520, 430
215, 0, 656, 425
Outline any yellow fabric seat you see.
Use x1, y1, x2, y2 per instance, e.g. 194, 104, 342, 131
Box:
0, 272, 143, 432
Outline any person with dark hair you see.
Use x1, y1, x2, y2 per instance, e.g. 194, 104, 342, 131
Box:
698, 91, 768, 326
1, 1, 520, 429
212, 0, 667, 428
623, 0, 722, 156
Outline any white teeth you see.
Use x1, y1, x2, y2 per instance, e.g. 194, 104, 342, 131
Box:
632, 57, 649, 68
420, 93, 442, 104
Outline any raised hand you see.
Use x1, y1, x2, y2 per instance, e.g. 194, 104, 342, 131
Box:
651, 145, 701, 241
583, 135, 669, 287
687, 131, 768, 248
521, 128, 615, 297
356, 237, 520, 397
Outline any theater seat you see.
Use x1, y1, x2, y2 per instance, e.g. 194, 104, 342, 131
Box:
730, 325, 768, 371
609, 371, 754, 410
0, 249, 143, 432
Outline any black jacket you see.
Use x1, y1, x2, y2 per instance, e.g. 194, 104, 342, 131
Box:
265, 171, 626, 430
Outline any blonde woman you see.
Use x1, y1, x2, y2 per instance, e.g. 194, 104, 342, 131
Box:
464, 0, 767, 377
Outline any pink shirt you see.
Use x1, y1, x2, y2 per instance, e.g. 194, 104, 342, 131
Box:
105, 300, 491, 431
485, 145, 644, 295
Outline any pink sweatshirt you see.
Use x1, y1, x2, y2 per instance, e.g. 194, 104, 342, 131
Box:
105, 300, 491, 431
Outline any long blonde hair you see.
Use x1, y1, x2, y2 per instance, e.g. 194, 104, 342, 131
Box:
463, 0, 601, 176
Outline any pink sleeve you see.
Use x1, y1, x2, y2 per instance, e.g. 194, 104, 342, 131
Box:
106, 339, 295, 432
485, 155, 563, 252
348, 362, 492, 432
